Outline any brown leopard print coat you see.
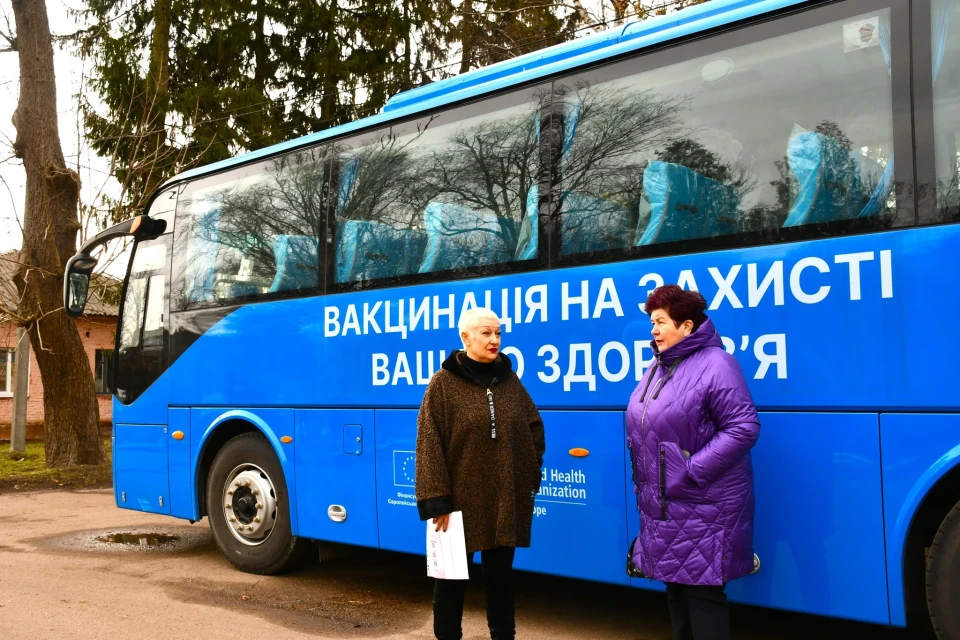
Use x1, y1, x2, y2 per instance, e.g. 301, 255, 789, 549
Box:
415, 351, 545, 553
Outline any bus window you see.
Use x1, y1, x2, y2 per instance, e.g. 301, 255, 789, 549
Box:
171, 146, 329, 310
331, 86, 548, 287
116, 237, 169, 405
555, 5, 897, 259
931, 0, 960, 222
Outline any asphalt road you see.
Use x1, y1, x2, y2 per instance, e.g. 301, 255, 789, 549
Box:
0, 490, 923, 639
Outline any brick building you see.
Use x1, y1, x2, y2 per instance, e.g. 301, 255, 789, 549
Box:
0, 251, 118, 440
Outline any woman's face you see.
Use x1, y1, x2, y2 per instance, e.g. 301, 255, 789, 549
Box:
650, 308, 693, 353
462, 319, 502, 363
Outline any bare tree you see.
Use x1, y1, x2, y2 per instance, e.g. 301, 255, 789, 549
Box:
3, 0, 104, 466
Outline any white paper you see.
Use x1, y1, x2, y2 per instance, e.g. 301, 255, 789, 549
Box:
426, 511, 469, 580
844, 17, 880, 52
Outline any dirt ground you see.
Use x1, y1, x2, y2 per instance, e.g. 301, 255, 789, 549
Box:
0, 490, 921, 639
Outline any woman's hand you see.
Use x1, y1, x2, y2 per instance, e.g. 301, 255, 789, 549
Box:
433, 514, 450, 532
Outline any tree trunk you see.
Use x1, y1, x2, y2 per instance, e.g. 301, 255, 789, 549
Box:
320, 1, 340, 123
141, 0, 172, 202
11, 0, 105, 467
254, 0, 268, 96
402, 0, 412, 91
459, 0, 475, 74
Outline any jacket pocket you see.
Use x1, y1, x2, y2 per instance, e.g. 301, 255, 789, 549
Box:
627, 433, 646, 486
662, 441, 700, 500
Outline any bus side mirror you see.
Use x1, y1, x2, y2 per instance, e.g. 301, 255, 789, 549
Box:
65, 272, 90, 317
63, 253, 98, 318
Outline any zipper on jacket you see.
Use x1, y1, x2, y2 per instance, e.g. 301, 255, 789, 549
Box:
637, 363, 666, 504
659, 446, 667, 521
486, 388, 497, 439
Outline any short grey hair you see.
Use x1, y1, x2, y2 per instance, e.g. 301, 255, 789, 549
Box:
458, 307, 500, 346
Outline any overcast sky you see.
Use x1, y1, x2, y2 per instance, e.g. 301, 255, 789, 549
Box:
0, 0, 124, 272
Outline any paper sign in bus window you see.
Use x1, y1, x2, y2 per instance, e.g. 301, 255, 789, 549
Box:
844, 17, 880, 52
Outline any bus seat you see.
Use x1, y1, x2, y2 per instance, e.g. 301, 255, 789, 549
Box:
636, 161, 740, 246
562, 100, 579, 162
224, 282, 259, 298
560, 191, 634, 254
418, 202, 512, 273
858, 155, 895, 218
188, 207, 221, 303
514, 184, 540, 261
268, 235, 319, 293
335, 219, 427, 283
533, 99, 579, 160
783, 131, 865, 227
337, 157, 360, 212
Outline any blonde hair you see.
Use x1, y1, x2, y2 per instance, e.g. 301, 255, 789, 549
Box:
458, 307, 500, 347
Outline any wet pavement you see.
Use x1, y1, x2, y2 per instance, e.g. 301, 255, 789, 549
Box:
0, 490, 924, 639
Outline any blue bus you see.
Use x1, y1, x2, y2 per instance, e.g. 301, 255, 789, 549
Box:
63, 0, 960, 635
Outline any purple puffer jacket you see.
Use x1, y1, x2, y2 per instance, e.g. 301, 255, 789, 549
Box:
626, 318, 760, 586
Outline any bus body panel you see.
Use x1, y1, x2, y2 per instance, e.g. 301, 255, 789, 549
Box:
505, 410, 630, 585
374, 409, 422, 553
881, 414, 960, 626
294, 409, 378, 547
168, 408, 194, 520
726, 412, 888, 624
113, 423, 171, 515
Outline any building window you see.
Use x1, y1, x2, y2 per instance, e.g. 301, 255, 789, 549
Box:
0, 348, 11, 397
95, 349, 114, 395
0, 347, 27, 398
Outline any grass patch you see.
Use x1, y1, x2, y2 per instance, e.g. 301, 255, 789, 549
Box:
0, 438, 112, 493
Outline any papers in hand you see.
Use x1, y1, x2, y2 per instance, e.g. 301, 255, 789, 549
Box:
426, 511, 469, 580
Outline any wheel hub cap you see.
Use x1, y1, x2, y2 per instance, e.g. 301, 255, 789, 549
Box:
222, 466, 278, 546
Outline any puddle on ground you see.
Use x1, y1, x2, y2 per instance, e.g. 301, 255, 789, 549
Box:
97, 532, 180, 547
31, 525, 213, 555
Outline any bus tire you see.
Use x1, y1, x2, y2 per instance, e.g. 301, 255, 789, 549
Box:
927, 499, 960, 639
206, 432, 310, 574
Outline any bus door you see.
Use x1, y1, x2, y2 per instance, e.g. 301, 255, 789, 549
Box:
113, 234, 172, 514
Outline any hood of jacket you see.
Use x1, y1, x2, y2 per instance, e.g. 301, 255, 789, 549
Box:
441, 350, 513, 386
652, 317, 724, 366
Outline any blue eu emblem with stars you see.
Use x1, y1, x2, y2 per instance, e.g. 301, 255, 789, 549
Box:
393, 451, 416, 487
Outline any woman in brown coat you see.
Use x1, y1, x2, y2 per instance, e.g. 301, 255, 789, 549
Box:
416, 307, 545, 640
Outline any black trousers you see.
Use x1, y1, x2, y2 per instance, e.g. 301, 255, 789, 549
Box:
433, 546, 516, 640
665, 582, 731, 640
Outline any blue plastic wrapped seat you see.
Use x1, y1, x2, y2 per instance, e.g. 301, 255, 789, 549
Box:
335, 219, 427, 283
636, 161, 740, 245
268, 235, 319, 293
857, 156, 895, 219
418, 202, 512, 273
561, 191, 634, 254
224, 282, 259, 298
782, 132, 871, 227
514, 184, 540, 261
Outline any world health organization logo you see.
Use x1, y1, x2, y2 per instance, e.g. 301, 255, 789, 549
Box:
393, 450, 416, 487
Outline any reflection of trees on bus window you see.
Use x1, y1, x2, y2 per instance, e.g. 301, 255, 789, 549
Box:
116, 239, 168, 405
332, 95, 545, 284
555, 9, 897, 256
173, 147, 329, 308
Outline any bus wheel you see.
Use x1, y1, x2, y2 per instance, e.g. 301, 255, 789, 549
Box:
206, 432, 309, 574
927, 499, 960, 639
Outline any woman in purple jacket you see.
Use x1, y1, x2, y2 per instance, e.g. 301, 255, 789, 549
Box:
627, 285, 760, 640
